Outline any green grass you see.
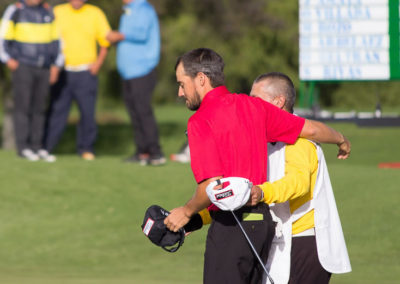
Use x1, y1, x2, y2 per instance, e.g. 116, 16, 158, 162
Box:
1, 105, 400, 283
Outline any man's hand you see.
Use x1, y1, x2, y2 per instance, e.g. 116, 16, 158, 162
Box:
106, 31, 125, 44
300, 120, 351, 160
164, 177, 218, 232
89, 62, 101, 75
6, 58, 19, 71
49, 66, 60, 85
164, 206, 192, 232
337, 135, 351, 160
89, 46, 108, 75
246, 185, 264, 206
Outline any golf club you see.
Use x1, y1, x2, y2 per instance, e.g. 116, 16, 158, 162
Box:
231, 210, 274, 284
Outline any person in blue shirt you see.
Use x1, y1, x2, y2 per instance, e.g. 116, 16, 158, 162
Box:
107, 0, 165, 166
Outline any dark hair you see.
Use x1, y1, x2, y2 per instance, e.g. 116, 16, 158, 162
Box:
253, 72, 296, 113
175, 48, 225, 88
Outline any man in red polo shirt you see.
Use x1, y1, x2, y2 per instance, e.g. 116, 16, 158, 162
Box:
164, 48, 350, 283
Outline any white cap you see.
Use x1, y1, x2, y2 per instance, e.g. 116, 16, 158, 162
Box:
206, 177, 252, 211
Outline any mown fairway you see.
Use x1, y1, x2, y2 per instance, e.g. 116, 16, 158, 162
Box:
0, 105, 399, 283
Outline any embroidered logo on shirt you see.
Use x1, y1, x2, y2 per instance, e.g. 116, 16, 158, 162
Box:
124, 8, 131, 15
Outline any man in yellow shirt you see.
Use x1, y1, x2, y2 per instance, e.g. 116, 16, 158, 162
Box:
198, 72, 351, 283
248, 72, 351, 283
44, 0, 111, 160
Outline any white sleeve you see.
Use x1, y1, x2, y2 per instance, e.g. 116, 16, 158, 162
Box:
0, 4, 18, 63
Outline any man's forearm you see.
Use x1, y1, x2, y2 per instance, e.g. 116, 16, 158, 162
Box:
184, 184, 212, 216
184, 176, 222, 216
300, 119, 344, 144
299, 119, 350, 159
164, 176, 221, 232
106, 31, 125, 43
95, 46, 108, 69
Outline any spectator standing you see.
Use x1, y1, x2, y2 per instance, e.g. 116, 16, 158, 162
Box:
170, 139, 190, 163
107, 0, 165, 166
44, 0, 111, 161
0, 0, 63, 162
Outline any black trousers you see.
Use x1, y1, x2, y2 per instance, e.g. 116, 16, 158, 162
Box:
289, 236, 332, 284
204, 203, 276, 284
12, 64, 50, 153
122, 69, 162, 156
45, 70, 98, 154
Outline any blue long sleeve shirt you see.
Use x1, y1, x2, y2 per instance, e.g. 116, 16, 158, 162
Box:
116, 0, 160, 80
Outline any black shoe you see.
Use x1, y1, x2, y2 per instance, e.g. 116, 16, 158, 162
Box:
124, 153, 149, 165
149, 154, 166, 166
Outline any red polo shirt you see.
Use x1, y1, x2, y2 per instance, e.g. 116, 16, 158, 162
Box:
188, 86, 305, 187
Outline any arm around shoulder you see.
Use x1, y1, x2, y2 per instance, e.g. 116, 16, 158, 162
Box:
300, 119, 351, 159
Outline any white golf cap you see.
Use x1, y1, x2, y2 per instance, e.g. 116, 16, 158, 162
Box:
206, 177, 252, 211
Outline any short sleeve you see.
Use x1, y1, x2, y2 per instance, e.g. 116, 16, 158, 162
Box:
95, 8, 111, 47
188, 117, 224, 184
262, 100, 305, 144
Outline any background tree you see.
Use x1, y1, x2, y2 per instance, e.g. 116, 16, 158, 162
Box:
1, 0, 399, 148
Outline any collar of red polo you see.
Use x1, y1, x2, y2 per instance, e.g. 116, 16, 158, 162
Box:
200, 85, 230, 109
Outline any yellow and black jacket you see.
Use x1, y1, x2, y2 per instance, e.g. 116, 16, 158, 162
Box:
0, 1, 63, 68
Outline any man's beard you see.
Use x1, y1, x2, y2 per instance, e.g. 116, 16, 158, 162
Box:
186, 91, 202, 111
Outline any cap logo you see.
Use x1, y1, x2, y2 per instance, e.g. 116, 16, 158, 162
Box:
160, 209, 169, 217
142, 218, 155, 236
215, 189, 234, 200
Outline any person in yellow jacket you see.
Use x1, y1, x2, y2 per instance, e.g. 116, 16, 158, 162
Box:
199, 72, 351, 284
248, 72, 351, 283
44, 0, 111, 160
0, 0, 63, 161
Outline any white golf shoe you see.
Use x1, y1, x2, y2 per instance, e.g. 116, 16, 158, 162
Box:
20, 149, 39, 161
37, 149, 56, 162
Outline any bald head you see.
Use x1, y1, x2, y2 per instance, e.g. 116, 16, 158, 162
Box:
250, 72, 296, 113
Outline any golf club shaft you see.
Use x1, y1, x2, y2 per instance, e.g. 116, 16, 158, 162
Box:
231, 210, 274, 284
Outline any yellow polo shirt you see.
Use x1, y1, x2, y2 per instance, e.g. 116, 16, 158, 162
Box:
54, 3, 110, 67
260, 138, 318, 235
